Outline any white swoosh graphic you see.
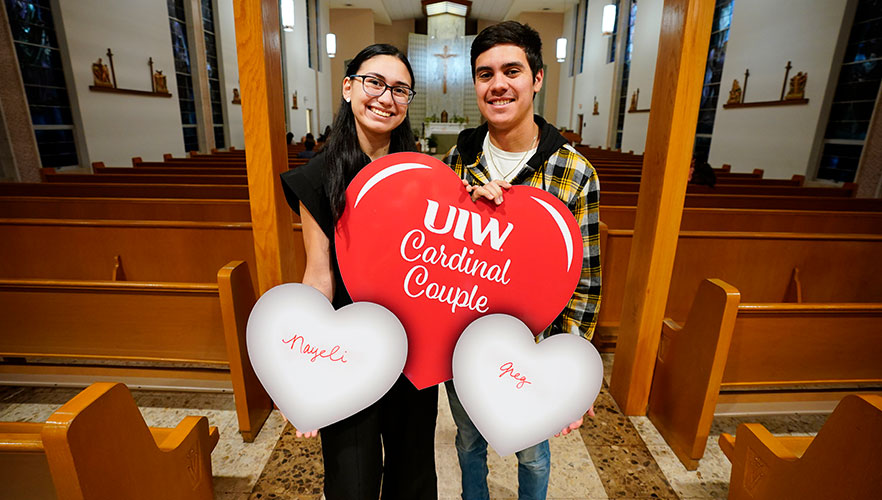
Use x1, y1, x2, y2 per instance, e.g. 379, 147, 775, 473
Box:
531, 196, 575, 272
354, 163, 432, 208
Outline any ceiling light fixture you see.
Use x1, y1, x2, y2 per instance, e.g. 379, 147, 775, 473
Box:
281, 0, 295, 32
423, 0, 470, 17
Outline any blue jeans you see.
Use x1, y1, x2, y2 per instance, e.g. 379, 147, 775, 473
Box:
445, 381, 550, 500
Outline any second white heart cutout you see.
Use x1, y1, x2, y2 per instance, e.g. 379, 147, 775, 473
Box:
452, 314, 603, 456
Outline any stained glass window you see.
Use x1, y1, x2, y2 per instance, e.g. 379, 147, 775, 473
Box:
818, 0, 882, 182
693, 0, 733, 159
614, 0, 637, 150
202, 0, 225, 149
168, 0, 199, 153
4, 0, 79, 167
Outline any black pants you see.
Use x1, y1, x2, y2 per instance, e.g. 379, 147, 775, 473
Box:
320, 374, 439, 500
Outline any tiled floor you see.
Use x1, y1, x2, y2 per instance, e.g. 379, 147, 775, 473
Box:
0, 354, 832, 500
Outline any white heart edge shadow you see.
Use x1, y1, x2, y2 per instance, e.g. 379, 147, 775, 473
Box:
246, 283, 408, 432
451, 313, 603, 457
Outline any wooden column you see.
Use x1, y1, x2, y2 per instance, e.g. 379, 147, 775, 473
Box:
608, 0, 714, 415
233, 0, 298, 294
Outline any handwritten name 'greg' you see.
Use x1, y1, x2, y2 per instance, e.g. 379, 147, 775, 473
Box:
499, 361, 531, 389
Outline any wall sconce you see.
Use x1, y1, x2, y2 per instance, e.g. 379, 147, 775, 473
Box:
556, 37, 567, 63
281, 0, 295, 32
326, 33, 337, 58
602, 4, 617, 36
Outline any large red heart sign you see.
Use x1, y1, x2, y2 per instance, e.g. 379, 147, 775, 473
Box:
335, 152, 582, 389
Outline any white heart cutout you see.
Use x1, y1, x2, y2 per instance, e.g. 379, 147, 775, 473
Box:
246, 283, 408, 431
452, 314, 603, 456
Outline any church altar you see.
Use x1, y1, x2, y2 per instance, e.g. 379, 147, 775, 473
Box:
425, 122, 466, 137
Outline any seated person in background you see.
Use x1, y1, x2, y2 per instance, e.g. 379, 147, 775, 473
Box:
297, 138, 317, 159
286, 131, 294, 145
318, 125, 332, 143
689, 154, 716, 187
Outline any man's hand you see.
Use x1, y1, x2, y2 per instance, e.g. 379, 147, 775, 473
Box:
462, 179, 511, 205
554, 406, 595, 437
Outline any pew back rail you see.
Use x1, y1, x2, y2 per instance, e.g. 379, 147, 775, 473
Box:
646, 279, 882, 470
0, 382, 221, 500
719, 394, 882, 500
0, 261, 272, 442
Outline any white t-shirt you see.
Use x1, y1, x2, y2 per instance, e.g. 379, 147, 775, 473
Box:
483, 134, 538, 182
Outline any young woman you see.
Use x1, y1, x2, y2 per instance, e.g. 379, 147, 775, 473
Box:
280, 44, 438, 500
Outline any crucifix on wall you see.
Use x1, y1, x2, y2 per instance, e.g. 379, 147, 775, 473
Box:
434, 45, 458, 94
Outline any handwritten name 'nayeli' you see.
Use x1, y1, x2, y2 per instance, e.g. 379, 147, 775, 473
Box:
398, 200, 514, 314
499, 361, 531, 389
282, 335, 348, 363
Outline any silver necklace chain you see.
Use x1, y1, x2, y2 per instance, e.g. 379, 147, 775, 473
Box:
485, 133, 538, 180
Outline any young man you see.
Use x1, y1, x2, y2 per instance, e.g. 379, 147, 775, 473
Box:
443, 21, 601, 500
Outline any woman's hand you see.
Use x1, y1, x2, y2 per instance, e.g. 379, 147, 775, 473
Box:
280, 411, 319, 438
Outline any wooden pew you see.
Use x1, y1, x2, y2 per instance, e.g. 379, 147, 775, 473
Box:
142, 160, 246, 167
0, 196, 253, 221
0, 382, 220, 500
601, 191, 882, 211
42, 172, 249, 185
599, 205, 882, 233
6, 194, 881, 233
595, 229, 882, 350
600, 181, 856, 197
99, 166, 246, 176
0, 218, 306, 290
105, 162, 797, 186
596, 173, 803, 186
147, 155, 309, 168
718, 394, 882, 500
596, 167, 770, 182
0, 182, 249, 199
0, 261, 272, 442
0, 218, 259, 282
645, 279, 882, 469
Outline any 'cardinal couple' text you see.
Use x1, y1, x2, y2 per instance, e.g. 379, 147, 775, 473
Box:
282, 334, 348, 364
399, 200, 515, 314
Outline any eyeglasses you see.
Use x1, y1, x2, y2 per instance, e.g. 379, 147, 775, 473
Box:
349, 74, 415, 104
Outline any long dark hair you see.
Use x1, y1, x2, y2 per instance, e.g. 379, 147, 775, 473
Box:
325, 44, 417, 222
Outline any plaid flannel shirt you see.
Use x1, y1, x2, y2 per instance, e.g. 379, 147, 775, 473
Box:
443, 115, 601, 341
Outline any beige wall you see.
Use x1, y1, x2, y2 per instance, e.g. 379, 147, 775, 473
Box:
375, 19, 414, 54
477, 18, 496, 34
517, 12, 563, 126
329, 9, 375, 110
